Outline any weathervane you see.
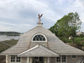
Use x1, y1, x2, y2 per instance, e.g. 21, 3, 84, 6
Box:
38, 14, 43, 24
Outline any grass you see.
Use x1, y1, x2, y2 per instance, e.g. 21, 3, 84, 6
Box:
0, 39, 18, 52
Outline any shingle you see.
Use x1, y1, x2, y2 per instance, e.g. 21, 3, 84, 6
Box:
1, 26, 84, 56
18, 45, 59, 57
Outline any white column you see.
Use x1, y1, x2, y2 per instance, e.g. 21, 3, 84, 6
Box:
30, 57, 32, 63
27, 57, 29, 63
6, 55, 9, 63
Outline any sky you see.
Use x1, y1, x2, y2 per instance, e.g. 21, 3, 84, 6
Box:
0, 0, 84, 32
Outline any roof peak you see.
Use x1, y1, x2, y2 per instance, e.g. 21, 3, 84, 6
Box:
37, 14, 43, 26
18, 44, 59, 57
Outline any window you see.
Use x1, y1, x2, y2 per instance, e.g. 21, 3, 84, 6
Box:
32, 34, 47, 42
56, 56, 66, 63
72, 55, 76, 58
57, 57, 60, 62
11, 56, 15, 62
16, 57, 21, 62
32, 57, 44, 63
11, 56, 21, 62
62, 56, 66, 62
33, 35, 45, 41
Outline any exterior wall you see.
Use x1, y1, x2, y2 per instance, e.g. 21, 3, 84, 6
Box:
47, 57, 66, 63
67, 56, 83, 63
6, 56, 84, 63
49, 57, 56, 63
46, 56, 83, 63
21, 57, 27, 63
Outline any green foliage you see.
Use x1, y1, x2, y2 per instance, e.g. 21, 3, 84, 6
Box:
74, 37, 84, 46
60, 37, 73, 43
49, 12, 84, 49
60, 36, 84, 47
50, 12, 81, 38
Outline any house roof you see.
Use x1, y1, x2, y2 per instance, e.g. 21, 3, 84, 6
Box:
18, 44, 59, 57
1, 24, 84, 56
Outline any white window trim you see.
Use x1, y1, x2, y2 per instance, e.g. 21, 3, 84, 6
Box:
61, 56, 67, 63
10, 55, 21, 63
56, 56, 67, 63
32, 33, 47, 42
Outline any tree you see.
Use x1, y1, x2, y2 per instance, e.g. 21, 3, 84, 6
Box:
49, 12, 81, 38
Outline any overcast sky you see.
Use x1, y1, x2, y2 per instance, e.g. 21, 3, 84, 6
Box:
0, 0, 84, 32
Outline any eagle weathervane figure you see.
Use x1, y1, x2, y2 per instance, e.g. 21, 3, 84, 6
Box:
38, 14, 43, 24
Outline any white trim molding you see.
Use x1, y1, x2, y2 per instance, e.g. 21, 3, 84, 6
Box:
32, 33, 47, 42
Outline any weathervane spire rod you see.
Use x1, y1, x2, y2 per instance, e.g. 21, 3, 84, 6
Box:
37, 14, 43, 25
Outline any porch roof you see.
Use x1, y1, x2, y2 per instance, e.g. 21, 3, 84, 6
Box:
18, 44, 59, 57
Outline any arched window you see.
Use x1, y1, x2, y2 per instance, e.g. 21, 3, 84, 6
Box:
32, 34, 47, 42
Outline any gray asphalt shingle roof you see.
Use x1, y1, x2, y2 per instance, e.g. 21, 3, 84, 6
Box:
18, 44, 59, 57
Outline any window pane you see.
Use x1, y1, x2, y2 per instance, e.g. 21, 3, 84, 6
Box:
16, 57, 21, 62
33, 35, 46, 41
57, 57, 60, 62
62, 56, 66, 62
11, 56, 15, 62
72, 55, 76, 58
